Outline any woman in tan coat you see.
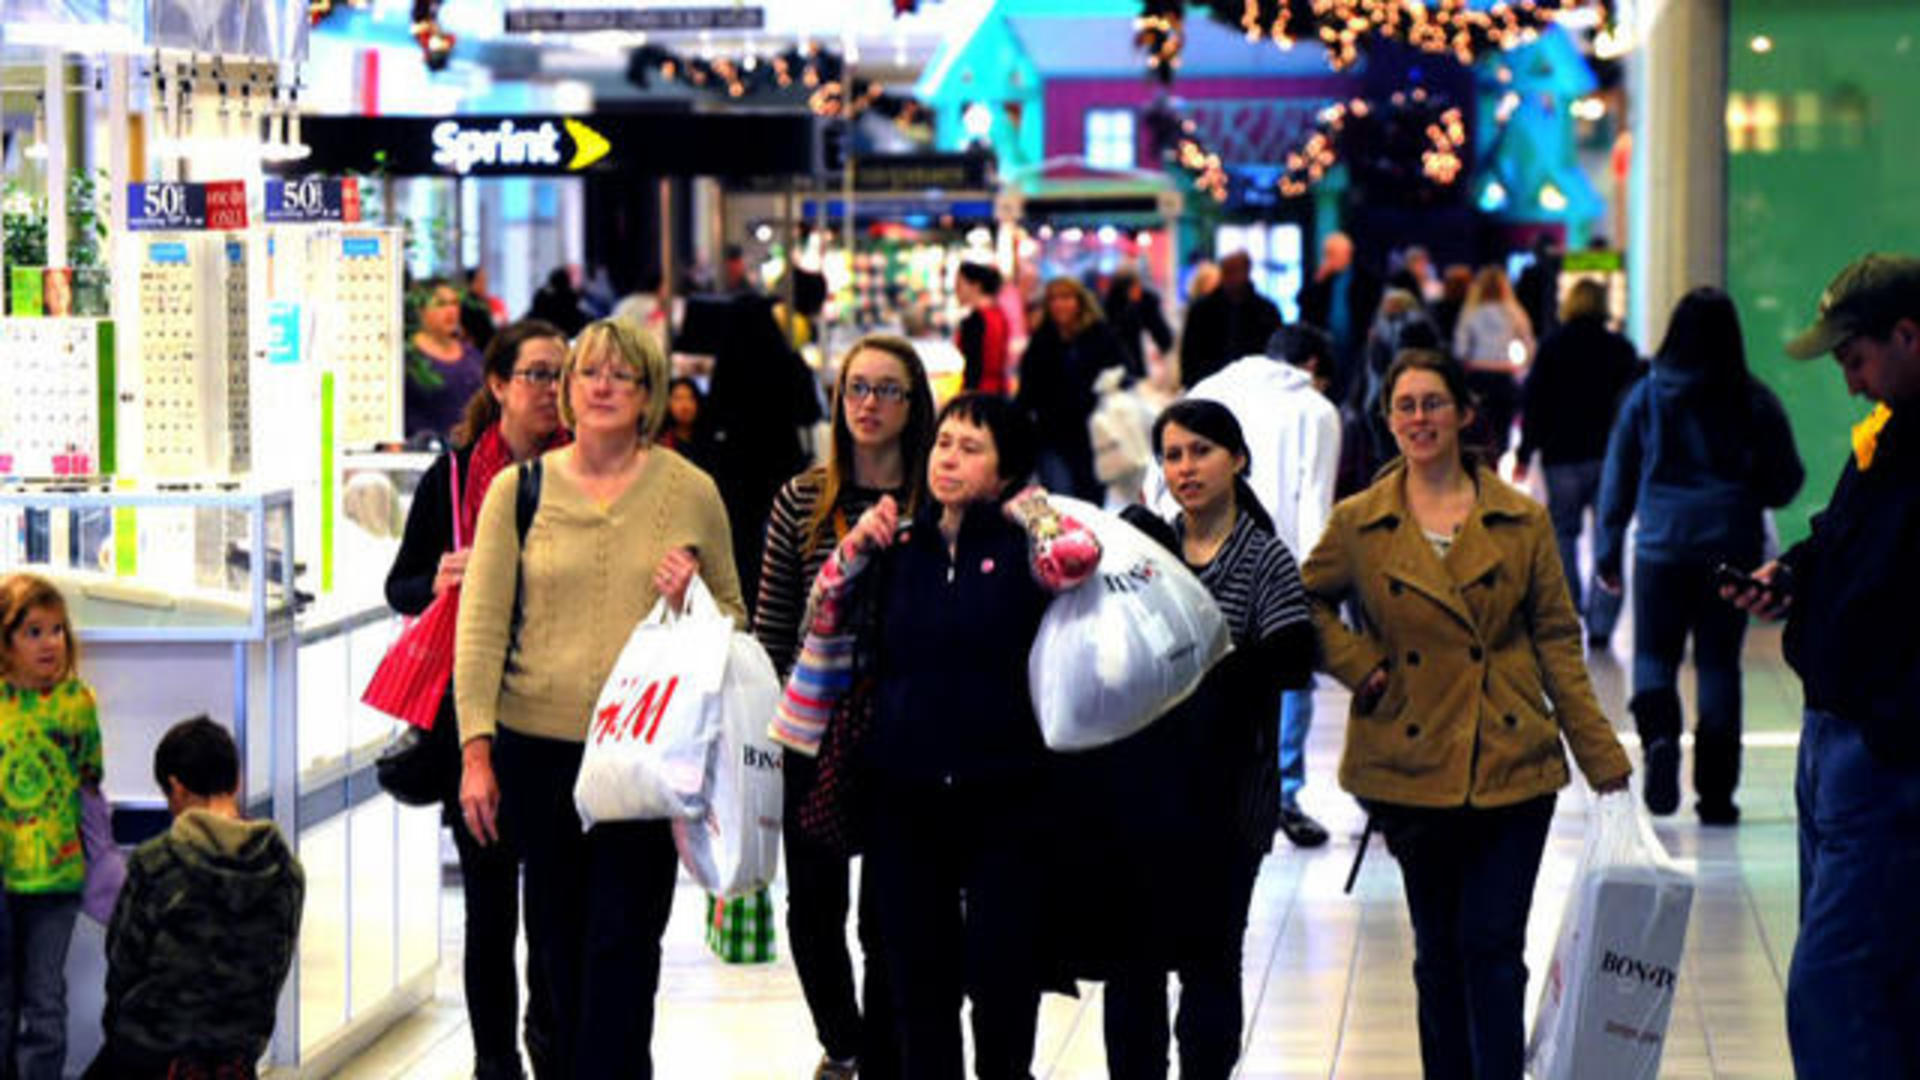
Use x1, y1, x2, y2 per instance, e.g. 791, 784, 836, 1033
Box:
1300, 349, 1630, 1080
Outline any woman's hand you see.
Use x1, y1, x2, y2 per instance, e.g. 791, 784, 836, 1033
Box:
654, 547, 702, 612
1353, 664, 1391, 714
460, 738, 501, 846
1593, 773, 1631, 795
1722, 559, 1793, 621
432, 550, 470, 596
843, 495, 900, 559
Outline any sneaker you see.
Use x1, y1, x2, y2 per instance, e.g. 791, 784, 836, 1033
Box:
1644, 738, 1680, 816
1278, 806, 1330, 848
814, 1056, 858, 1080
1696, 800, 1741, 827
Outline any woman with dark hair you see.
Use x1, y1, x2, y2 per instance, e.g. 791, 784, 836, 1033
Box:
753, 334, 937, 1080
954, 262, 1011, 395
1090, 399, 1315, 1080
385, 318, 571, 1080
1596, 288, 1804, 823
658, 376, 717, 476
806, 393, 1099, 1079
1302, 349, 1631, 1080
405, 277, 488, 444
1017, 277, 1129, 501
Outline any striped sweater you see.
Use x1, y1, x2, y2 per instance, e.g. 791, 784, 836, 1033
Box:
750, 470, 901, 683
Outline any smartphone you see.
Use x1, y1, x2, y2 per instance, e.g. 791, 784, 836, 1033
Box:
1714, 562, 1789, 600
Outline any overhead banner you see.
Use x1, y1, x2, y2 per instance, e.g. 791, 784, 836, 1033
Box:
282, 112, 818, 179
126, 181, 249, 231
504, 5, 764, 32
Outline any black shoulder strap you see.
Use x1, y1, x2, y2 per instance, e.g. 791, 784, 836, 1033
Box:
509, 459, 543, 650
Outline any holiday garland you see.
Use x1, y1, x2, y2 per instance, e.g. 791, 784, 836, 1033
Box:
626, 42, 932, 133
1138, 0, 1612, 80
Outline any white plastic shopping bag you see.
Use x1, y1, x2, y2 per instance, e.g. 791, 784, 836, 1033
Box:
673, 634, 784, 898
1027, 497, 1231, 751
573, 578, 734, 828
1527, 791, 1695, 1080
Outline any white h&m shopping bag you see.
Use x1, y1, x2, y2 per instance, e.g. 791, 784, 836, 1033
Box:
573, 578, 734, 828
1527, 792, 1694, 1080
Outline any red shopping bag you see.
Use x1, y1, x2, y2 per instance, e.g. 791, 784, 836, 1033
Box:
361, 591, 460, 729
362, 453, 464, 730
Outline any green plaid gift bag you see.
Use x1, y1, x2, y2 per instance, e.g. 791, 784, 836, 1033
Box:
705, 888, 778, 964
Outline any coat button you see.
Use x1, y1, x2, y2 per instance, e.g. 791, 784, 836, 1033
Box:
1389, 581, 1404, 596
1470, 645, 1485, 662
1406, 650, 1421, 667
1406, 723, 1421, 738
1504, 714, 1518, 729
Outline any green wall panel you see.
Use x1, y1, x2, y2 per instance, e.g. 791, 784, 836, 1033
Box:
1726, 0, 1920, 545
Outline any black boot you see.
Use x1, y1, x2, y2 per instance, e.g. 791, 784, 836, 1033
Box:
1630, 690, 1683, 816
1694, 722, 1742, 825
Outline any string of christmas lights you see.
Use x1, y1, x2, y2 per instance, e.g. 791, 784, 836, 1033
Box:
1143, 96, 1230, 202
1279, 88, 1467, 201
626, 42, 932, 133
1137, 0, 1613, 80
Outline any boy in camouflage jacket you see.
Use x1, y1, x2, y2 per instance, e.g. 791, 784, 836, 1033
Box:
86, 717, 303, 1079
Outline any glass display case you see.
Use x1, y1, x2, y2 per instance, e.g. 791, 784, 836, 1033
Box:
0, 483, 438, 1074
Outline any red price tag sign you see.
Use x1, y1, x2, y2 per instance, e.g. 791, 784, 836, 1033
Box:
205, 181, 249, 231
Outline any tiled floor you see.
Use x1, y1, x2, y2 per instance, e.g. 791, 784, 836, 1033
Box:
333, 626, 1806, 1079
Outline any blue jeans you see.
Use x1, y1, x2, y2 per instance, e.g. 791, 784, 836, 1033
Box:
1787, 708, 1920, 1078
0, 892, 80, 1080
1542, 460, 1620, 640
1279, 688, 1313, 808
1630, 557, 1748, 806
1374, 795, 1555, 1080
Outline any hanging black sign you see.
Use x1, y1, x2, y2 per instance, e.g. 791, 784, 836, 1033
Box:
505, 6, 765, 32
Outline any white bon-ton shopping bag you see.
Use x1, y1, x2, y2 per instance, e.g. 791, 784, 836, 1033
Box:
573, 578, 735, 828
673, 636, 784, 898
1527, 792, 1695, 1080
1027, 497, 1232, 751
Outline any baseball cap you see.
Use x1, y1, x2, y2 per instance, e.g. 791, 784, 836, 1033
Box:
1784, 253, 1920, 360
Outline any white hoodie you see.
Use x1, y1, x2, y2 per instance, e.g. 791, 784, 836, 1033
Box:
1149, 356, 1342, 559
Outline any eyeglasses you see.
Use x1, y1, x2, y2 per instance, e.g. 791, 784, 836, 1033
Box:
1390, 395, 1456, 417
575, 364, 646, 390
845, 380, 908, 405
511, 368, 563, 387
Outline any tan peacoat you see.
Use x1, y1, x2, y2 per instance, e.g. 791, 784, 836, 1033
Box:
1300, 461, 1632, 809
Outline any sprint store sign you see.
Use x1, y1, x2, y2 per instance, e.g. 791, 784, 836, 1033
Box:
430, 118, 611, 175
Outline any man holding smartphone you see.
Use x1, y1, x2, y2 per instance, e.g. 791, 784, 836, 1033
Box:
1728, 253, 1920, 1077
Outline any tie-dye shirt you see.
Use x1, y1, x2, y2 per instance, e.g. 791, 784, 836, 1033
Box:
0, 678, 103, 893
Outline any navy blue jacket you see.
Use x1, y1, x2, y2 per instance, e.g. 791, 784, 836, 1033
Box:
1783, 408, 1920, 763
1596, 366, 1804, 577
868, 501, 1053, 787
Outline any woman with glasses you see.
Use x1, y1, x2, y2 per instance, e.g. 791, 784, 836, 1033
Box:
405, 277, 488, 444
1300, 349, 1631, 1080
386, 319, 572, 1079
754, 335, 937, 1080
455, 318, 747, 1078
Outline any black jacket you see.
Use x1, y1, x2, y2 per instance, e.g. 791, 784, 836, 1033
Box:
1016, 321, 1127, 499
386, 447, 472, 620
1297, 269, 1383, 400
1519, 316, 1642, 466
1180, 288, 1283, 390
867, 501, 1053, 787
1782, 407, 1920, 764
1104, 284, 1174, 381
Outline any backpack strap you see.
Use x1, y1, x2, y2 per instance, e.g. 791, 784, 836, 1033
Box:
509, 459, 543, 649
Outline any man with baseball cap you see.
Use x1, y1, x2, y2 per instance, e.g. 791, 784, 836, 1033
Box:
1729, 253, 1920, 1075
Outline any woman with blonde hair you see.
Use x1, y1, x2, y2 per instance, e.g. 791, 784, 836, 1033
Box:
1015, 277, 1129, 500
1452, 265, 1535, 464
455, 317, 747, 1078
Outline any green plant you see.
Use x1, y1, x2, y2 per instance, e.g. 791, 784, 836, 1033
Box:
3, 169, 110, 274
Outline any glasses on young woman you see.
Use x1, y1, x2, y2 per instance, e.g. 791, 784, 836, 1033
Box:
1390, 395, 1456, 417
845, 379, 908, 405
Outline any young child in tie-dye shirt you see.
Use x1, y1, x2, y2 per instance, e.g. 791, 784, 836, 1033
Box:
0, 574, 103, 1079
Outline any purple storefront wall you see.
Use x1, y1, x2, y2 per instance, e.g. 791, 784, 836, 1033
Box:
1043, 76, 1362, 164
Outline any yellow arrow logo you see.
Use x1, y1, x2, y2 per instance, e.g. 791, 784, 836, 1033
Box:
565, 118, 611, 170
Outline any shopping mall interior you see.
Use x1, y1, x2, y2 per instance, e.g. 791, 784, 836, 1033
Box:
0, 0, 1913, 1076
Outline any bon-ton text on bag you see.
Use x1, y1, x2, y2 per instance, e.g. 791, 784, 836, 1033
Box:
594, 675, 680, 744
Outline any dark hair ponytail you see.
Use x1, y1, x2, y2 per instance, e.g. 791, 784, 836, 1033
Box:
1151, 398, 1277, 536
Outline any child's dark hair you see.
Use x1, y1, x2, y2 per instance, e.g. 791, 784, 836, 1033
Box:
957, 262, 1004, 297
154, 715, 240, 798
1150, 399, 1277, 535
936, 392, 1037, 496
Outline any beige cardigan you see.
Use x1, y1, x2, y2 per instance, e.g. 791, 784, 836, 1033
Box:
454, 445, 746, 745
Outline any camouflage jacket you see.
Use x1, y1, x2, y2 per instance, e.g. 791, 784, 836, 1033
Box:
102, 809, 304, 1065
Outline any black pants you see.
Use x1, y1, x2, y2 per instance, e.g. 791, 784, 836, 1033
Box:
1465, 370, 1519, 462
783, 753, 897, 1075
1375, 796, 1555, 1080
494, 728, 680, 1080
866, 778, 1043, 1080
444, 794, 551, 1079
1631, 556, 1749, 810
1102, 849, 1263, 1080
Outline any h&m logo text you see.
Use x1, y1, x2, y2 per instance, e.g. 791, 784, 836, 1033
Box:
594, 677, 679, 743
1102, 559, 1159, 595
